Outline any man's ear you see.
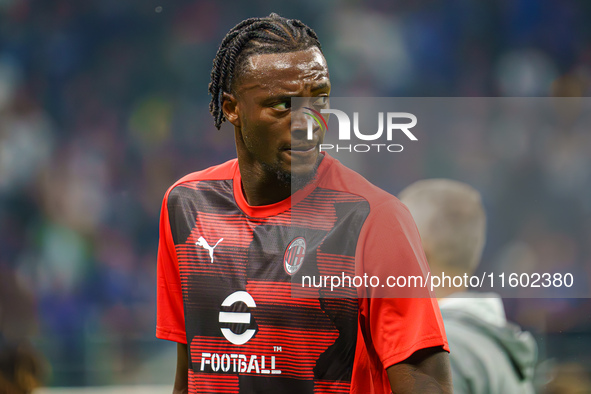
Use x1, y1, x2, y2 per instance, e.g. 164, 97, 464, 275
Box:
222, 92, 240, 127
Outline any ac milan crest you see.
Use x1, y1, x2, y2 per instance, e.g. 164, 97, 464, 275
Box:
284, 237, 306, 275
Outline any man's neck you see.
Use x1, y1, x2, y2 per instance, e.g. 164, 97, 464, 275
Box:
237, 155, 324, 207
240, 172, 292, 206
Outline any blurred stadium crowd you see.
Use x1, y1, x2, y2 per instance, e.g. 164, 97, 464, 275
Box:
0, 0, 590, 390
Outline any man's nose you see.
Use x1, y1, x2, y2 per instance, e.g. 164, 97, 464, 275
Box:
291, 109, 309, 135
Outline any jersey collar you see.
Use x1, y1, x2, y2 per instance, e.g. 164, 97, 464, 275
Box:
233, 153, 332, 218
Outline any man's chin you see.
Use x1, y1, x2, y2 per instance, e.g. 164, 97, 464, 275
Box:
263, 157, 322, 191
290, 154, 324, 189
289, 169, 318, 191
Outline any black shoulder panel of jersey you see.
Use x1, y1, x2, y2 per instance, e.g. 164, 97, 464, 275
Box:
167, 180, 235, 245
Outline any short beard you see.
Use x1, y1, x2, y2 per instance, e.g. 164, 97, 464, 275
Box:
262, 157, 321, 192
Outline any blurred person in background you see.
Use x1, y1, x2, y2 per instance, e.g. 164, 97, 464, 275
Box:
157, 13, 451, 394
399, 179, 538, 394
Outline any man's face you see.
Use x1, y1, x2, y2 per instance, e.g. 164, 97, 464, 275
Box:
228, 47, 330, 186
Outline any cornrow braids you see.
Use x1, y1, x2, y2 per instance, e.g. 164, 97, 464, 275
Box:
208, 13, 323, 129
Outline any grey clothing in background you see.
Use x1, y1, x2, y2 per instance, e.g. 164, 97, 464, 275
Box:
439, 293, 537, 394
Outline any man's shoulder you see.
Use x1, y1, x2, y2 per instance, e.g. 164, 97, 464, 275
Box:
171, 159, 236, 187
163, 159, 237, 200
320, 155, 405, 211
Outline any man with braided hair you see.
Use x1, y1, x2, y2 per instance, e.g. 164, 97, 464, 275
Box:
157, 13, 451, 393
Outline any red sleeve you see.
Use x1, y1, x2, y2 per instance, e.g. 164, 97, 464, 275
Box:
156, 187, 187, 344
356, 198, 448, 369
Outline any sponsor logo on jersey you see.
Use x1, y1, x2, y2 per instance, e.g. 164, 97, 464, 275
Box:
208, 292, 282, 375
195, 236, 223, 263
199, 353, 281, 375
219, 291, 256, 345
284, 237, 306, 275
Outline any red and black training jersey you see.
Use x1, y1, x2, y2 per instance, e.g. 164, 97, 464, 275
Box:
156, 154, 448, 393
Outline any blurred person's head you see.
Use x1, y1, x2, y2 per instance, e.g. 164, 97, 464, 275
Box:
399, 179, 486, 297
0, 334, 45, 394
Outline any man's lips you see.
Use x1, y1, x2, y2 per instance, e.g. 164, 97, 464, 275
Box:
287, 145, 317, 152
284, 141, 319, 152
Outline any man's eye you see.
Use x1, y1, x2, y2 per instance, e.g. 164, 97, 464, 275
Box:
313, 96, 329, 108
272, 101, 290, 110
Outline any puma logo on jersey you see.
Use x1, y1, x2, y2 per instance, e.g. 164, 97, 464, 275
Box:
196, 236, 223, 263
